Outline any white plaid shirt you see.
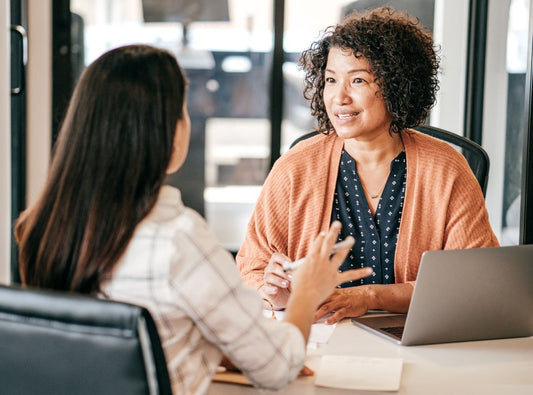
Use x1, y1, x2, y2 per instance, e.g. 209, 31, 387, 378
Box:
103, 186, 305, 394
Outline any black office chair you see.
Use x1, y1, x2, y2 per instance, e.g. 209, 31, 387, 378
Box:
0, 284, 172, 395
290, 125, 489, 196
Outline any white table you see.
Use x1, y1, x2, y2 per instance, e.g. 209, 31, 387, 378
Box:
207, 319, 533, 394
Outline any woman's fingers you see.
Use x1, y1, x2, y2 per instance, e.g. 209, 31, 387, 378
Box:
262, 253, 294, 310
264, 253, 292, 289
264, 274, 290, 289
262, 285, 278, 295
314, 302, 332, 322
324, 310, 346, 325
338, 267, 373, 284
307, 221, 353, 268
321, 221, 342, 255
298, 365, 314, 377
330, 236, 355, 263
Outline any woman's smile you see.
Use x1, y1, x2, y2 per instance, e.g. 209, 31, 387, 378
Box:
336, 112, 360, 120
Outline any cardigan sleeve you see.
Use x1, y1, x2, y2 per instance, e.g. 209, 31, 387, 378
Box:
441, 161, 499, 249
395, 131, 499, 284
236, 160, 292, 290
236, 133, 341, 290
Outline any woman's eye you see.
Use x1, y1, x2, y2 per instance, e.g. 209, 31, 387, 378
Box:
325, 77, 335, 83
353, 77, 364, 84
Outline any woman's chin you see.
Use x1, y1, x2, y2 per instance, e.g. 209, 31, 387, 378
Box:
334, 128, 359, 140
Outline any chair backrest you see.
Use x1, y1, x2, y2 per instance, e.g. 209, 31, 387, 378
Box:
0, 284, 172, 395
415, 126, 489, 196
289, 126, 489, 196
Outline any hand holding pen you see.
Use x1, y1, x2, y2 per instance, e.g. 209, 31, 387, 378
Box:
261, 252, 294, 310
261, 232, 356, 310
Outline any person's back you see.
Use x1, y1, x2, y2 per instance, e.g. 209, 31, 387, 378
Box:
103, 185, 307, 393
15, 44, 371, 394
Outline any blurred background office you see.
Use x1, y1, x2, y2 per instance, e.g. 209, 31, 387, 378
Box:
2, 0, 533, 284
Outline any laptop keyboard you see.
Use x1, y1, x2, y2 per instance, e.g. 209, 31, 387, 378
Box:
381, 326, 404, 339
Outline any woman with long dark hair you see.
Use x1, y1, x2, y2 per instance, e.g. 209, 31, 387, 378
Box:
15, 44, 371, 394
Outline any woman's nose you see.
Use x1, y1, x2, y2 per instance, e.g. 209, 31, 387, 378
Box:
332, 84, 351, 105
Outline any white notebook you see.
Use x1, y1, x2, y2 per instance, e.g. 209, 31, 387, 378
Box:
315, 355, 403, 391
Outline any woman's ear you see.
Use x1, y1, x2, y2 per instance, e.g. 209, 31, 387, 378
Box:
166, 131, 182, 174
166, 109, 191, 174
166, 142, 179, 174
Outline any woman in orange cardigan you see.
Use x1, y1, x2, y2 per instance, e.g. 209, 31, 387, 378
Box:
237, 7, 499, 324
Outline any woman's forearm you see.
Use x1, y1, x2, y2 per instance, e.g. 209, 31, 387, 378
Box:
283, 292, 318, 343
366, 282, 414, 312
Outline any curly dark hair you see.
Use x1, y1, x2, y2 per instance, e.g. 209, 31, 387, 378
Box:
299, 7, 440, 134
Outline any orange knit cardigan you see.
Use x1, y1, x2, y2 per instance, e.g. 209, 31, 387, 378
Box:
237, 130, 499, 290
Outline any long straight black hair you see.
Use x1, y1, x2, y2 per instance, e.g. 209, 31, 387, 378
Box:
16, 44, 187, 294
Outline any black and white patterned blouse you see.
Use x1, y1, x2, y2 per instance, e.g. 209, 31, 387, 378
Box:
331, 149, 407, 287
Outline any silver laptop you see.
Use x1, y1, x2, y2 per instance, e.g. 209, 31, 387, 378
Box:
352, 245, 533, 346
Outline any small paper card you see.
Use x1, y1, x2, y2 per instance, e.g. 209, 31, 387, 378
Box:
315, 355, 403, 391
308, 321, 336, 345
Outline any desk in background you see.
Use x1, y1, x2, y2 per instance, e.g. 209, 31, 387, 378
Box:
207, 319, 533, 395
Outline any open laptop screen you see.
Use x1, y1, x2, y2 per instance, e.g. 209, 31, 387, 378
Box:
352, 245, 533, 346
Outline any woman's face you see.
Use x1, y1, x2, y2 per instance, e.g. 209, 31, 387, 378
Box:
323, 47, 391, 141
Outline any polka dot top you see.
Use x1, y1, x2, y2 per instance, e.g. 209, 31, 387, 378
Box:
331, 149, 407, 288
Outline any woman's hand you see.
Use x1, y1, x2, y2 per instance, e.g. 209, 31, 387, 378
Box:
289, 222, 373, 313
282, 221, 372, 342
219, 355, 239, 372
260, 253, 293, 310
284, 221, 372, 343
314, 283, 414, 324
298, 365, 314, 377
314, 287, 371, 324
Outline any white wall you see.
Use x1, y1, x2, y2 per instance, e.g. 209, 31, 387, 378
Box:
0, 1, 52, 285
27, 0, 52, 206
431, 0, 470, 134
483, 0, 512, 242
433, 0, 512, 242
1, 0, 11, 284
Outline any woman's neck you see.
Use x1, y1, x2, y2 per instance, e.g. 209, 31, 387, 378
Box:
343, 131, 404, 170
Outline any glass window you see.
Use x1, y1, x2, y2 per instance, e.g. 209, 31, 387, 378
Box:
483, 0, 530, 244
503, 0, 529, 244
282, 0, 438, 153
70, 0, 273, 251
70, 0, 485, 252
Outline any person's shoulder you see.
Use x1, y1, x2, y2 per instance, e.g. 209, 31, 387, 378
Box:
403, 129, 475, 183
404, 128, 465, 160
168, 202, 233, 266
143, 185, 213, 241
287, 131, 336, 152
274, 132, 338, 169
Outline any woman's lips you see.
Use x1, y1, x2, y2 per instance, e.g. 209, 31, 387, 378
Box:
336, 112, 359, 120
